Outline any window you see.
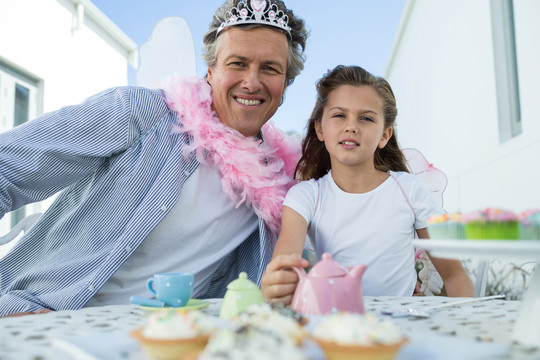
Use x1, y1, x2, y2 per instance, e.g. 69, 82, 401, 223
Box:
0, 63, 40, 230
14, 83, 30, 127
490, 0, 521, 142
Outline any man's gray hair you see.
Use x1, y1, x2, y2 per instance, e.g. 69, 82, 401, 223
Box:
202, 0, 309, 87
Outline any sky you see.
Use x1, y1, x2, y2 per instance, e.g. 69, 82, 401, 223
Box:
91, 0, 407, 134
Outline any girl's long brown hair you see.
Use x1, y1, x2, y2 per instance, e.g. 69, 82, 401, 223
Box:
295, 65, 409, 180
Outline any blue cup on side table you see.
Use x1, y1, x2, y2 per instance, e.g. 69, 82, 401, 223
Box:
146, 272, 194, 307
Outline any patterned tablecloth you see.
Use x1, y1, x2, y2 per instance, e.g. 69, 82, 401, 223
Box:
0, 296, 537, 360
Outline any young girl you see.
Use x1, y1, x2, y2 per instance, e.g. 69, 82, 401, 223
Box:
262, 65, 474, 302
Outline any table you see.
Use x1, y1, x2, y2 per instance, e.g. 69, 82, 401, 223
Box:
414, 239, 540, 348
0, 296, 538, 360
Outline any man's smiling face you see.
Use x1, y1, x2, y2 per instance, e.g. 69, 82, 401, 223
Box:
207, 26, 289, 137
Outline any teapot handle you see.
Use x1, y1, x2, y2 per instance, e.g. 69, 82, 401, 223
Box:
291, 266, 307, 281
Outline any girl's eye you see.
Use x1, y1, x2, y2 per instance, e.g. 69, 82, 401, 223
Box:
361, 116, 374, 122
332, 113, 345, 118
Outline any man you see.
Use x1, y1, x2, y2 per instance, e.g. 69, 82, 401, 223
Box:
0, 0, 308, 316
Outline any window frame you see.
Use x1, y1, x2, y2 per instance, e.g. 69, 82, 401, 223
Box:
490, 0, 522, 142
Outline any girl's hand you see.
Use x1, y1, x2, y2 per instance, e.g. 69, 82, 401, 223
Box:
413, 281, 425, 296
261, 254, 308, 305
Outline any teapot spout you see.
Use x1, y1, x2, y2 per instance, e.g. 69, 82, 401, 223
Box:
348, 264, 367, 280
346, 264, 368, 313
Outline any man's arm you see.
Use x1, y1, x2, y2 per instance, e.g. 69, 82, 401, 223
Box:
0, 87, 168, 218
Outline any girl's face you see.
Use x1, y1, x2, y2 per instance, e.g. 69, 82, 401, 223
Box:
315, 85, 392, 171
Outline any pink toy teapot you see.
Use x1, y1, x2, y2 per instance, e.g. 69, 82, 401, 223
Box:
291, 252, 367, 315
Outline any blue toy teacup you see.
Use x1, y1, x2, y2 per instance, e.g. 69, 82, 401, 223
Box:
146, 272, 194, 307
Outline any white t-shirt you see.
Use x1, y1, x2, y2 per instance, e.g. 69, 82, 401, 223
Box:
86, 164, 258, 306
283, 170, 443, 296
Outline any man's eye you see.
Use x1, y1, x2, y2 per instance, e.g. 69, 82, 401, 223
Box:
264, 66, 279, 73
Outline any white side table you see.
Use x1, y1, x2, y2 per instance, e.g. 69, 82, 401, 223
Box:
413, 239, 540, 348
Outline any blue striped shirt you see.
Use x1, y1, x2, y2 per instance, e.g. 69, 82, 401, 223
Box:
0, 86, 273, 316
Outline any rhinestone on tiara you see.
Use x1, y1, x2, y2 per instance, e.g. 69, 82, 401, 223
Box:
216, 0, 291, 37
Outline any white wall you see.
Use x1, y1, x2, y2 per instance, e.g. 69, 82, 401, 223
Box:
0, 0, 130, 112
386, 0, 540, 213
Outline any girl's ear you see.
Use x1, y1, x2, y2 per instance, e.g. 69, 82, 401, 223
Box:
378, 126, 393, 149
315, 121, 324, 141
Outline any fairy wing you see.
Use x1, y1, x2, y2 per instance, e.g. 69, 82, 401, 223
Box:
402, 148, 447, 208
136, 16, 197, 88
403, 148, 447, 295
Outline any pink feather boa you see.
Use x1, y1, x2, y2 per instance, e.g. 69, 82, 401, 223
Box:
163, 76, 301, 238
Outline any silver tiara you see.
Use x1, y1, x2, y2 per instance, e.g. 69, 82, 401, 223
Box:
217, 0, 291, 37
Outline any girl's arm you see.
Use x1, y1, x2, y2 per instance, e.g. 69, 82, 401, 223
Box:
273, 206, 309, 257
261, 206, 309, 304
416, 228, 476, 297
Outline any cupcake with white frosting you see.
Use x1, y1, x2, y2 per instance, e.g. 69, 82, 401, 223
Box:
131, 309, 215, 360
232, 302, 307, 344
312, 312, 407, 360
196, 323, 306, 360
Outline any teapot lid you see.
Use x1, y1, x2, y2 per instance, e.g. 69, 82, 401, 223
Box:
309, 253, 348, 277
227, 272, 259, 291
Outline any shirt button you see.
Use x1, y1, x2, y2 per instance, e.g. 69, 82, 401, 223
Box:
125, 246, 132, 253
88, 285, 95, 291
183, 170, 190, 176
161, 205, 167, 211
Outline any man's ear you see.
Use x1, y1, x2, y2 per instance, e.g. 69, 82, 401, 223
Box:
378, 126, 393, 148
207, 66, 213, 83
279, 84, 287, 106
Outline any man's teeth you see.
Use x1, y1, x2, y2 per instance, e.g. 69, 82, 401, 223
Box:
341, 141, 357, 145
236, 98, 261, 106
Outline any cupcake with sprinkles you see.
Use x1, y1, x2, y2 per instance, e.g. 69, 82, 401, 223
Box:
462, 208, 520, 240
520, 208, 540, 240
195, 322, 306, 360
427, 213, 465, 240
231, 302, 308, 344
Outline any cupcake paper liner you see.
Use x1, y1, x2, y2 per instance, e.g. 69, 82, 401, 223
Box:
427, 223, 466, 240
464, 222, 519, 240
313, 337, 408, 360
520, 224, 540, 240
